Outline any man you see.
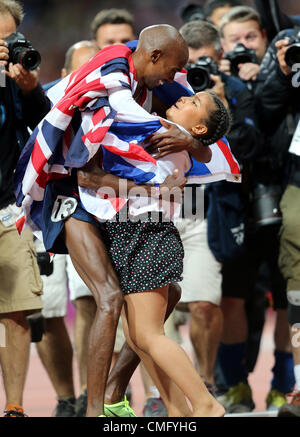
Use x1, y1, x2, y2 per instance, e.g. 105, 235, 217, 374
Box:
215, 6, 294, 413
0, 0, 50, 417
219, 5, 268, 81
91, 8, 135, 49
204, 0, 241, 28
255, 29, 300, 417
34, 40, 99, 417
16, 24, 210, 417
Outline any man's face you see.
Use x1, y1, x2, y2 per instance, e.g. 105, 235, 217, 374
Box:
221, 19, 267, 62
61, 45, 99, 78
209, 5, 233, 28
188, 44, 221, 64
144, 49, 188, 90
95, 23, 135, 49
71, 45, 99, 72
0, 12, 16, 39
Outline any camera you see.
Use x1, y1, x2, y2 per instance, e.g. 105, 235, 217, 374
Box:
250, 161, 282, 227
180, 4, 205, 23
252, 183, 282, 227
225, 43, 258, 76
284, 36, 300, 68
186, 56, 219, 92
37, 252, 53, 276
5, 32, 41, 71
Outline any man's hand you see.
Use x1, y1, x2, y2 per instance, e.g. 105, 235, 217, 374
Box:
146, 118, 194, 158
237, 62, 260, 81
146, 119, 211, 163
219, 58, 231, 75
275, 39, 292, 76
160, 169, 187, 198
0, 39, 9, 67
1, 62, 40, 94
208, 74, 229, 108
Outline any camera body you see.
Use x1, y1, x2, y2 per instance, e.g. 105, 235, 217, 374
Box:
252, 183, 282, 227
186, 56, 219, 92
250, 160, 282, 227
284, 36, 300, 68
37, 252, 53, 276
225, 43, 258, 76
5, 32, 41, 71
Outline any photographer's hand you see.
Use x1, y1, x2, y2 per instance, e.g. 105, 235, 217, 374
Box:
275, 39, 292, 76
2, 62, 40, 94
219, 58, 231, 75
208, 74, 229, 108
237, 62, 260, 81
146, 118, 211, 162
0, 39, 9, 67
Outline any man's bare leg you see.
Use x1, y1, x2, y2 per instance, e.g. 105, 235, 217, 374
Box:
105, 282, 181, 404
64, 217, 123, 417
0, 311, 31, 408
189, 301, 223, 384
74, 296, 97, 392
36, 317, 75, 398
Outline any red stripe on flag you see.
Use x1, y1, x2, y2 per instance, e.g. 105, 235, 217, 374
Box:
16, 215, 25, 235
102, 142, 157, 164
108, 197, 127, 213
31, 140, 47, 174
65, 45, 132, 94
216, 139, 240, 175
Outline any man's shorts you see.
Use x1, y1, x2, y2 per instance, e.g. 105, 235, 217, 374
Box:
35, 239, 92, 318
279, 184, 300, 292
176, 218, 222, 306
0, 215, 43, 314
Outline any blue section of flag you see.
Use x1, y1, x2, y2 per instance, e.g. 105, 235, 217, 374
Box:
153, 81, 193, 107
110, 119, 162, 144
102, 148, 155, 184
100, 57, 130, 76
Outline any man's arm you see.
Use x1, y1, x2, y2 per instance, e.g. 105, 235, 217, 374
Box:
77, 148, 187, 197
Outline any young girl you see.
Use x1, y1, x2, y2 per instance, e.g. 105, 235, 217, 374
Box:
98, 90, 231, 417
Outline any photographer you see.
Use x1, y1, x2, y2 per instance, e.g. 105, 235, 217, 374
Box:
176, 19, 260, 396
256, 27, 300, 417
215, 6, 294, 413
219, 5, 267, 83
0, 0, 50, 417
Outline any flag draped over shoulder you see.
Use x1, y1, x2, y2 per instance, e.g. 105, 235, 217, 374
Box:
14, 41, 240, 238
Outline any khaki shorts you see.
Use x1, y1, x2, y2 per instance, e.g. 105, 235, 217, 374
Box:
176, 218, 222, 305
0, 221, 43, 314
279, 184, 300, 292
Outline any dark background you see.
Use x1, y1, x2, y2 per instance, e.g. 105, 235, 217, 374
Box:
18, 0, 300, 83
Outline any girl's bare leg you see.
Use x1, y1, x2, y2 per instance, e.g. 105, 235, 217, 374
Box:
121, 308, 192, 417
124, 286, 225, 417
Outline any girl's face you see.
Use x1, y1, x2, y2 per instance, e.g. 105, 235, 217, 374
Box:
166, 92, 215, 137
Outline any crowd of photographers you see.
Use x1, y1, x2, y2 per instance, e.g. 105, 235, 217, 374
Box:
0, 0, 300, 418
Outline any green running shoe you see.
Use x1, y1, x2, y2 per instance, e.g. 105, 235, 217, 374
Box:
266, 389, 287, 411
104, 396, 137, 417
224, 382, 255, 413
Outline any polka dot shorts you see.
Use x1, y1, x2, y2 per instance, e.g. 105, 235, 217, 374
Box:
101, 217, 184, 294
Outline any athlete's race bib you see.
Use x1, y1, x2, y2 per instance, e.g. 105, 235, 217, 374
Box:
51, 196, 78, 222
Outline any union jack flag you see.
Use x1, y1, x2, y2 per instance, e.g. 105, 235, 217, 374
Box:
14, 42, 240, 239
